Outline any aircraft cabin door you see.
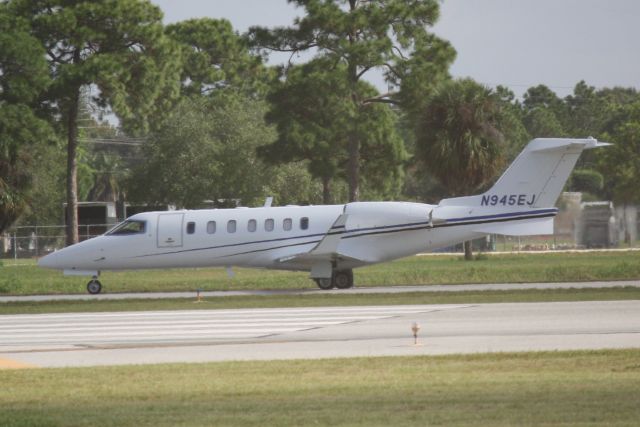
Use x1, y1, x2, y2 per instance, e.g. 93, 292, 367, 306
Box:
157, 213, 184, 248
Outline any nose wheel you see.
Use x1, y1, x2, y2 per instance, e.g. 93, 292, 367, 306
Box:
87, 279, 102, 295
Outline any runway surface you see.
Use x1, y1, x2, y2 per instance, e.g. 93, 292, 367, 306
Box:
1, 280, 639, 302
1, 300, 639, 368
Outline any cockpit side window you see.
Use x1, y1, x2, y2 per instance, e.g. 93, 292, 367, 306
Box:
186, 222, 196, 234
107, 220, 146, 235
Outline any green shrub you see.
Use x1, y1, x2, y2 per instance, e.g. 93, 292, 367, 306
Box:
569, 169, 604, 195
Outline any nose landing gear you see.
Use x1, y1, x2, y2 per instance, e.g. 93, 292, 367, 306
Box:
314, 269, 354, 290
87, 277, 102, 294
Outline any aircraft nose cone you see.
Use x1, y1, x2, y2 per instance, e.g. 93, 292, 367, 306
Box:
37, 238, 105, 272
37, 251, 62, 269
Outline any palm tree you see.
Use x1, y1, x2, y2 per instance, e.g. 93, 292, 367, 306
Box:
0, 156, 30, 234
414, 78, 508, 259
87, 153, 123, 203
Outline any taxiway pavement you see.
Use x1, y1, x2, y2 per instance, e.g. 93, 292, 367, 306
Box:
1, 300, 639, 368
1, 280, 639, 303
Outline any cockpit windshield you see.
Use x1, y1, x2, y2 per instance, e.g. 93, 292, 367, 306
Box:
107, 220, 146, 236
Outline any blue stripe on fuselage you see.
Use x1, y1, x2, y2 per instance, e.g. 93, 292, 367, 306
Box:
445, 208, 558, 223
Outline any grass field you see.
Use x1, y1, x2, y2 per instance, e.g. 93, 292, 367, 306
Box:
1, 287, 639, 315
1, 350, 639, 426
1, 251, 640, 295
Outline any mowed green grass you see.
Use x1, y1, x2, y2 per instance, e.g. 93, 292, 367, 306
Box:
1, 350, 639, 427
1, 287, 640, 315
1, 251, 640, 295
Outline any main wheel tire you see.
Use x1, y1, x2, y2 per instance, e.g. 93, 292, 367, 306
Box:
334, 270, 353, 289
87, 279, 102, 295
314, 278, 334, 290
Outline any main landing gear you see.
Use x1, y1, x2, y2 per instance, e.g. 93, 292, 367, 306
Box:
87, 277, 102, 294
314, 269, 354, 290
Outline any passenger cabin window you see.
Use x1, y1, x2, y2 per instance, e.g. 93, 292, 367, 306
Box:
265, 218, 274, 232
300, 217, 309, 230
283, 218, 292, 231
186, 222, 196, 234
248, 219, 257, 232
227, 220, 236, 233
207, 221, 216, 234
107, 220, 146, 235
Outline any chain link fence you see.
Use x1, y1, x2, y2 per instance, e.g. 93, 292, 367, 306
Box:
0, 224, 114, 262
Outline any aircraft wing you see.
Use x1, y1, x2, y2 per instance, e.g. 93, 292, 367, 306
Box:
307, 213, 348, 256
277, 214, 364, 271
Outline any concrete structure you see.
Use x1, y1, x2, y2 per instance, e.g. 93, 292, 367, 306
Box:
615, 204, 639, 245
554, 194, 639, 248
554, 192, 582, 244
579, 201, 616, 248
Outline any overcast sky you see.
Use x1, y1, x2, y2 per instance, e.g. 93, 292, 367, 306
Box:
151, 0, 640, 98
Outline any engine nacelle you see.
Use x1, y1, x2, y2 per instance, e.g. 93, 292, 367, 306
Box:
344, 201, 433, 230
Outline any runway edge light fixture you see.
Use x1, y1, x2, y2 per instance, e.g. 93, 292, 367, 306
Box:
411, 322, 421, 346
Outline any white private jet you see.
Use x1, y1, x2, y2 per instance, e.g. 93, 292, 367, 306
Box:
39, 138, 607, 294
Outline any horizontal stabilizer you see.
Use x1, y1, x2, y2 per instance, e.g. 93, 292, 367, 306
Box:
473, 217, 554, 236
529, 139, 611, 153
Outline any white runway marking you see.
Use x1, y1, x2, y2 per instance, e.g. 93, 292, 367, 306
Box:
0, 305, 460, 347
2, 301, 638, 368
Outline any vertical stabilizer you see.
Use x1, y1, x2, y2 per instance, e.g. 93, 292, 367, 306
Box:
439, 137, 609, 209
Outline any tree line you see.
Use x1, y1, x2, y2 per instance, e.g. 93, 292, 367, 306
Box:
1, 0, 639, 246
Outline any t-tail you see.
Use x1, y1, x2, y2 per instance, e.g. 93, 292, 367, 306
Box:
436, 137, 609, 236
